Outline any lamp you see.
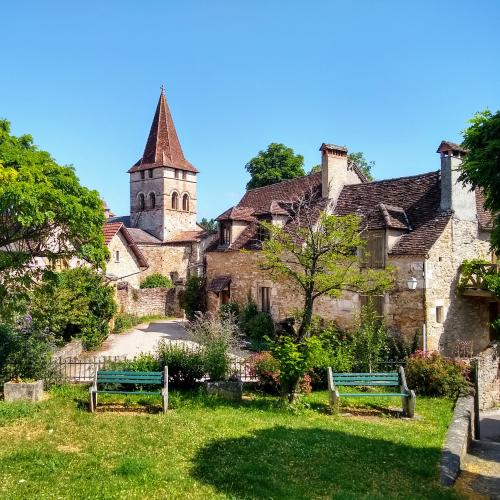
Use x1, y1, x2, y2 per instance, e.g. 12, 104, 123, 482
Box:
407, 276, 417, 290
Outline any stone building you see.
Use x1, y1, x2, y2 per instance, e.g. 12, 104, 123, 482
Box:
206, 141, 498, 355
106, 87, 216, 286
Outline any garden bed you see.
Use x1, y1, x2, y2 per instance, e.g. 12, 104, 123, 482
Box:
0, 385, 461, 499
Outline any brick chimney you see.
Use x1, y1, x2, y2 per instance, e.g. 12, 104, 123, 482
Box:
437, 141, 476, 221
320, 143, 363, 202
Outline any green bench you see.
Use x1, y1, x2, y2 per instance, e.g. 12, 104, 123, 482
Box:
327, 366, 416, 418
89, 368, 168, 413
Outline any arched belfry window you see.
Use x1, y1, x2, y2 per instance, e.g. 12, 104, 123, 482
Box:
182, 193, 189, 212
138, 193, 145, 211
171, 192, 179, 210
149, 192, 156, 209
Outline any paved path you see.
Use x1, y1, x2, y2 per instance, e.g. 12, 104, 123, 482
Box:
456, 409, 500, 499
91, 319, 199, 358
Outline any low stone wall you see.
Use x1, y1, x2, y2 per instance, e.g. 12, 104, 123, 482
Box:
52, 340, 83, 360
115, 283, 183, 317
440, 395, 475, 486
476, 343, 500, 410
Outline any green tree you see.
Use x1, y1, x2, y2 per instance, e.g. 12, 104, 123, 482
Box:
260, 197, 393, 340
309, 152, 374, 180
0, 119, 108, 310
140, 273, 173, 289
199, 218, 217, 232
246, 143, 305, 190
180, 276, 206, 320
459, 110, 500, 251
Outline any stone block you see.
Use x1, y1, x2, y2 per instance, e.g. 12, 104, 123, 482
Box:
205, 380, 243, 401
4, 380, 44, 402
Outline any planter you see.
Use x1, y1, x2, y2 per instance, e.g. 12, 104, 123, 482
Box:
205, 380, 243, 401
3, 380, 44, 403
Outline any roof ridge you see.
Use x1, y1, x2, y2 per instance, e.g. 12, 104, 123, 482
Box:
346, 170, 439, 187
244, 171, 321, 194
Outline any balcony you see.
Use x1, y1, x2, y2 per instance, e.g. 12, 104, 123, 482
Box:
458, 262, 499, 299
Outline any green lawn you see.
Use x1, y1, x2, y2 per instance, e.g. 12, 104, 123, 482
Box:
0, 386, 462, 499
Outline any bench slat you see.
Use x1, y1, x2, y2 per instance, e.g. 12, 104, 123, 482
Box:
97, 371, 163, 376
339, 393, 408, 397
333, 381, 399, 386
333, 372, 398, 376
95, 390, 161, 395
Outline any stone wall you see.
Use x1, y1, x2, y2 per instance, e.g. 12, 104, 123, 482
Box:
476, 343, 500, 410
52, 340, 83, 360
115, 284, 181, 317
426, 218, 492, 355
106, 231, 145, 287
139, 244, 191, 280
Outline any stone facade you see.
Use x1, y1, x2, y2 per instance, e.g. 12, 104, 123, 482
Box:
115, 284, 182, 317
476, 343, 500, 410
106, 231, 146, 287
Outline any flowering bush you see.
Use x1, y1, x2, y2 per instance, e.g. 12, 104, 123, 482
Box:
249, 351, 281, 394
0, 315, 56, 383
405, 351, 470, 397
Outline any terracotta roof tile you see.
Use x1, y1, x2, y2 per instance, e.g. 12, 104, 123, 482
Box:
103, 222, 122, 245
128, 89, 198, 174
103, 222, 149, 268
165, 230, 206, 243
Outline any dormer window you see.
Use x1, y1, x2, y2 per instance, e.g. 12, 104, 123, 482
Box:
220, 222, 231, 246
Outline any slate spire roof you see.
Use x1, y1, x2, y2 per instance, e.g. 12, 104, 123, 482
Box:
128, 87, 198, 174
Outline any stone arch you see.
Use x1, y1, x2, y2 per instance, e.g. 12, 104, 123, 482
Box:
149, 192, 156, 209
182, 193, 190, 212
137, 192, 146, 211
171, 191, 179, 210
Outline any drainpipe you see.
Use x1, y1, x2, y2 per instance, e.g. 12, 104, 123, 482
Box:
423, 257, 428, 352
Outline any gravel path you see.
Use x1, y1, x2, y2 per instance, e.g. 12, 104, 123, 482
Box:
93, 319, 199, 358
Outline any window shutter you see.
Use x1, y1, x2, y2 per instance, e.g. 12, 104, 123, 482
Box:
371, 233, 385, 268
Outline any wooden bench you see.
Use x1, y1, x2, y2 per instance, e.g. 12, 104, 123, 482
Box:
327, 366, 416, 417
89, 368, 168, 413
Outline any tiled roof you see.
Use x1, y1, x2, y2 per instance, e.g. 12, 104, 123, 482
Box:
476, 188, 493, 229
165, 230, 207, 243
207, 275, 231, 292
216, 206, 257, 223
378, 204, 411, 230
436, 140, 467, 154
108, 215, 131, 227
103, 222, 149, 268
128, 89, 198, 174
335, 171, 449, 255
126, 228, 162, 244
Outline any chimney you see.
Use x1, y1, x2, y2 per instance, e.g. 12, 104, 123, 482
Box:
437, 141, 476, 221
320, 143, 364, 202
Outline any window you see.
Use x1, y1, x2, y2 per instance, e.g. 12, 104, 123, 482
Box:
362, 231, 385, 268
182, 171, 187, 180
175, 169, 180, 179
256, 224, 269, 242
260, 287, 271, 313
149, 192, 156, 209
140, 170, 145, 180
182, 193, 189, 212
359, 295, 384, 318
220, 222, 231, 245
171, 192, 179, 210
436, 306, 444, 324
114, 250, 120, 263
148, 169, 153, 178
138, 193, 145, 210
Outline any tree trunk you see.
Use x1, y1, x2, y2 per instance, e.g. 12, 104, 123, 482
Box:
297, 293, 314, 340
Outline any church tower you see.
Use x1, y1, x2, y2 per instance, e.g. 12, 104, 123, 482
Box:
128, 87, 198, 241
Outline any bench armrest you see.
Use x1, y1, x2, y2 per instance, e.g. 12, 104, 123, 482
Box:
398, 365, 410, 393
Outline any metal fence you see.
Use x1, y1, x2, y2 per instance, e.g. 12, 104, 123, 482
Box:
54, 355, 256, 383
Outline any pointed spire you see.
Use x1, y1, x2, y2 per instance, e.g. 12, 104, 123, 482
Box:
129, 87, 198, 173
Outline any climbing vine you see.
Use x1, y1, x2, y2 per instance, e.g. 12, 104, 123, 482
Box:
457, 259, 500, 297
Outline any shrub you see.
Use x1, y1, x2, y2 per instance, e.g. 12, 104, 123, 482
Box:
180, 276, 206, 321
140, 273, 173, 289
186, 313, 240, 381
30, 268, 116, 350
156, 342, 204, 388
110, 353, 160, 372
239, 301, 275, 345
219, 301, 240, 320
0, 316, 56, 384
405, 351, 470, 397
351, 299, 388, 372
249, 351, 281, 394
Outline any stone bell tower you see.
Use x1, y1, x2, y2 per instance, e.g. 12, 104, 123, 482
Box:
128, 86, 199, 241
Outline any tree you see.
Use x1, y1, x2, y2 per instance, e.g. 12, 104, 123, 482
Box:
199, 218, 217, 232
260, 194, 393, 340
245, 143, 305, 190
459, 110, 500, 251
0, 120, 108, 309
309, 152, 375, 180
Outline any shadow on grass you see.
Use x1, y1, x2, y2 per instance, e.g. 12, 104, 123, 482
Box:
191, 426, 460, 499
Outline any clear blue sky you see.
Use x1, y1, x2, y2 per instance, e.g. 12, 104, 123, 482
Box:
2, 1, 499, 220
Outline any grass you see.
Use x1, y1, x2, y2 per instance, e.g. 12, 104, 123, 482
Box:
0, 386, 463, 499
